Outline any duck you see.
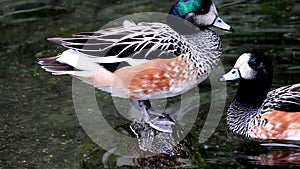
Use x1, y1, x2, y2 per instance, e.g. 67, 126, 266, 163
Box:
38, 0, 234, 133
220, 51, 300, 140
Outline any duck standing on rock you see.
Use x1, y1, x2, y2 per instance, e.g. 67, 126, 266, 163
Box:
38, 0, 234, 133
220, 52, 300, 140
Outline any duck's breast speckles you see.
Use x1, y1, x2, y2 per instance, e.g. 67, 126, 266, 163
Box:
249, 110, 300, 140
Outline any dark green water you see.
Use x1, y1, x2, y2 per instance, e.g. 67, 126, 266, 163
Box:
1, 0, 300, 168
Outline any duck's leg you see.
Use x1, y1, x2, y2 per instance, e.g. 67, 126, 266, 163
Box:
137, 100, 151, 122
135, 100, 175, 133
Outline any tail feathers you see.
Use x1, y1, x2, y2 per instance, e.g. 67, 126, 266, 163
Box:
56, 50, 98, 71
42, 65, 74, 72
38, 56, 75, 74
38, 56, 60, 65
38, 49, 99, 77
47, 37, 65, 45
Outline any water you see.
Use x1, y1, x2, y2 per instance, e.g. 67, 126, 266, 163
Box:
1, 0, 300, 168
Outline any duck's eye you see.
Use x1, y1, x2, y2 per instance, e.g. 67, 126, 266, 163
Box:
249, 61, 256, 67
249, 57, 259, 68
195, 8, 207, 14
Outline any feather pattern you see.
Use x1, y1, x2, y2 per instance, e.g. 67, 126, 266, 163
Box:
57, 21, 185, 58
226, 83, 300, 140
261, 84, 300, 113
226, 101, 263, 137
49, 20, 222, 73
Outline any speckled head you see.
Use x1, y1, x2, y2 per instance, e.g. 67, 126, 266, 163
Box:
169, 0, 233, 31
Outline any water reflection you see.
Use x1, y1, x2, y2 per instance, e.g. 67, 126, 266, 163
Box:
250, 146, 300, 167
230, 137, 300, 167
1, 0, 300, 168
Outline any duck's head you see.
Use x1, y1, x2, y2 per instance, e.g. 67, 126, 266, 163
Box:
169, 0, 234, 32
220, 52, 273, 82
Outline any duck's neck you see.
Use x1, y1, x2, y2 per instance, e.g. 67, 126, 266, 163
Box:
234, 78, 272, 107
166, 14, 207, 35
226, 77, 272, 137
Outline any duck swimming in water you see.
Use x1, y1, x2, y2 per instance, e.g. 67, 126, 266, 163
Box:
220, 52, 300, 140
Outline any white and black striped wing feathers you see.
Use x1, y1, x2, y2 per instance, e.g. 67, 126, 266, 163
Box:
51, 20, 188, 60
261, 83, 300, 113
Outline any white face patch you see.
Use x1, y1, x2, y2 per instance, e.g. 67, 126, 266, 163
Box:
234, 53, 257, 80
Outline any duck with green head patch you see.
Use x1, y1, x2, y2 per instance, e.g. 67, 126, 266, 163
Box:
169, 0, 233, 30
38, 0, 233, 133
220, 52, 300, 140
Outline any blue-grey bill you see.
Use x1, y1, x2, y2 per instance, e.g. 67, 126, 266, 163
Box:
219, 68, 240, 82
213, 16, 234, 32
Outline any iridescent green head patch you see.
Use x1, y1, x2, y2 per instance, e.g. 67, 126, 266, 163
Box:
250, 57, 256, 63
169, 0, 211, 17
257, 62, 264, 69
